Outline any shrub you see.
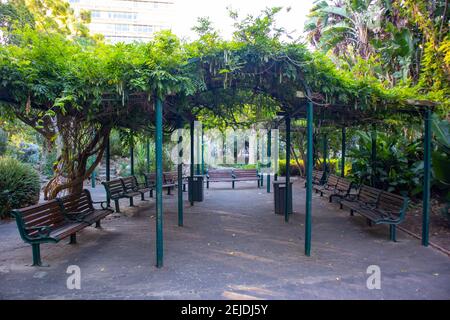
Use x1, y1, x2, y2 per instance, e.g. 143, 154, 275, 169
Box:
0, 157, 40, 218
278, 159, 303, 176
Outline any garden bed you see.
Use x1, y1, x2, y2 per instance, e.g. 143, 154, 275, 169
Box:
402, 199, 450, 254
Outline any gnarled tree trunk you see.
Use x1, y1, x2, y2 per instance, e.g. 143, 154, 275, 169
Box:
43, 114, 111, 199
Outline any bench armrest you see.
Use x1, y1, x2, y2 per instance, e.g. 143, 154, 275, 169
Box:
25, 225, 52, 238
92, 200, 108, 210
343, 194, 358, 201
65, 211, 92, 222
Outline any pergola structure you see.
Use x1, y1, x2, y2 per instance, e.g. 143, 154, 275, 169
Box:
95, 63, 437, 268
0, 39, 438, 269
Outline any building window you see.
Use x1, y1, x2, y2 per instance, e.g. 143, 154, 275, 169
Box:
91, 11, 101, 19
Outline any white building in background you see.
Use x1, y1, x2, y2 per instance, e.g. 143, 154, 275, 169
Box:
68, 0, 175, 44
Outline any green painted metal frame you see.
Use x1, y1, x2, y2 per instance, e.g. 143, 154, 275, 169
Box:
422, 107, 431, 246
285, 115, 291, 222
190, 120, 195, 206
196, 122, 201, 175
105, 135, 111, 206
341, 127, 346, 178
267, 129, 271, 193
201, 129, 205, 175
155, 97, 164, 268
177, 116, 184, 227
305, 99, 313, 256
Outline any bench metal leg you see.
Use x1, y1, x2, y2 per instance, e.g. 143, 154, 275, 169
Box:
232, 181, 235, 189
350, 209, 354, 216
183, 183, 187, 192
150, 190, 153, 198
206, 181, 209, 189
114, 199, 121, 213
366, 219, 373, 227
340, 202, 343, 209
95, 221, 101, 229
390, 225, 397, 242
31, 243, 42, 266
167, 187, 171, 195
129, 197, 134, 207
69, 234, 77, 244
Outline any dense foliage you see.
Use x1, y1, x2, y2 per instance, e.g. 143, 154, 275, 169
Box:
0, 156, 40, 217
0, 0, 448, 200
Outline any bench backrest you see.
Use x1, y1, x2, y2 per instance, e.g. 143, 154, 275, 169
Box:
144, 173, 156, 185
102, 179, 124, 198
357, 185, 381, 205
121, 176, 137, 191
207, 169, 233, 179
233, 169, 258, 178
312, 170, 324, 181
58, 189, 94, 217
377, 191, 409, 219
335, 177, 352, 192
325, 174, 339, 187
11, 200, 65, 240
163, 171, 177, 184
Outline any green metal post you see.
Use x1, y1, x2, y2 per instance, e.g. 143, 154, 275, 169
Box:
323, 134, 328, 177
105, 135, 111, 206
190, 121, 194, 206
146, 137, 151, 173
305, 100, 313, 256
155, 97, 164, 268
130, 132, 135, 176
177, 116, 183, 227
267, 129, 271, 193
201, 129, 205, 175
260, 132, 264, 187
422, 108, 431, 246
285, 116, 291, 222
371, 124, 377, 187
341, 127, 346, 177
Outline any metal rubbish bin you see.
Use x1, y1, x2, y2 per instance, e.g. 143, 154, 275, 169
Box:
188, 175, 204, 202
273, 181, 293, 215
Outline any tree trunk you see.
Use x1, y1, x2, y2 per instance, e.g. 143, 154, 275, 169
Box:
42, 114, 111, 199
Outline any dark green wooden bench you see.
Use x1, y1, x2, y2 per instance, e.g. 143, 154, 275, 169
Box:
121, 176, 153, 200
164, 171, 187, 191
329, 177, 354, 203
340, 185, 409, 241
11, 200, 88, 266
143, 173, 175, 195
58, 189, 113, 229
314, 174, 339, 194
102, 179, 141, 213
232, 169, 261, 189
206, 169, 234, 188
304, 170, 324, 187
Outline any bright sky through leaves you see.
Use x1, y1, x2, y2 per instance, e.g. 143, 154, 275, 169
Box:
171, 0, 315, 40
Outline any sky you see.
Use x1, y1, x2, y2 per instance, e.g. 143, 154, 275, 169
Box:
171, 0, 316, 41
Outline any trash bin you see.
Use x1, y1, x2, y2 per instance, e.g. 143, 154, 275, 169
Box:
188, 175, 204, 202
273, 181, 293, 215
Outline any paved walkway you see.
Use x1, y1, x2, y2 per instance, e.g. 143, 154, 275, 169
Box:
0, 180, 449, 299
